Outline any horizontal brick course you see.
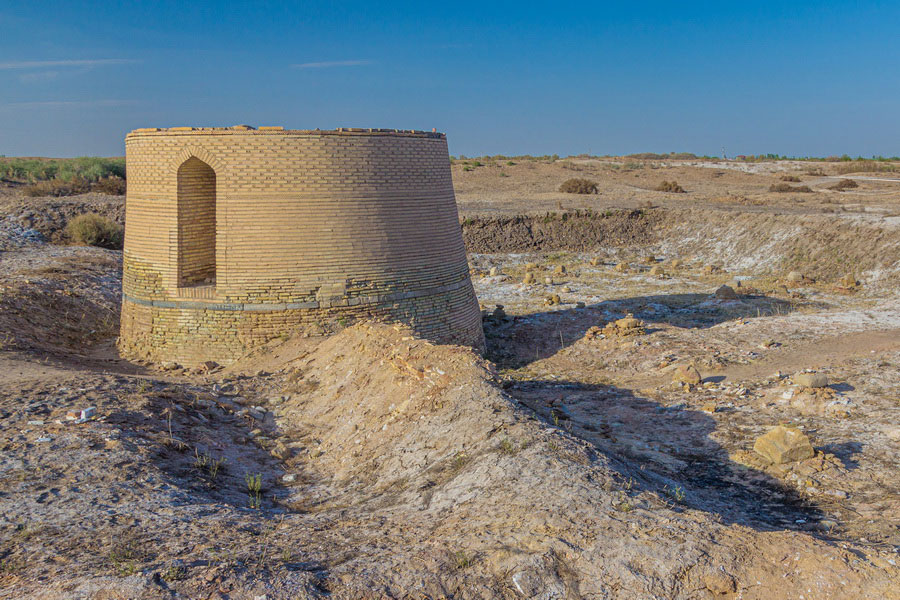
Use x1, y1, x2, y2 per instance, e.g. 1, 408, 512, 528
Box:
119, 127, 484, 365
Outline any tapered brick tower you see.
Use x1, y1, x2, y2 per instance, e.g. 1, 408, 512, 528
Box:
118, 125, 483, 365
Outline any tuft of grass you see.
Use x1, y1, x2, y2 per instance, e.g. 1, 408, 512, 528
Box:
779, 174, 801, 182
65, 213, 124, 249
769, 183, 813, 193
246, 472, 263, 509
452, 550, 473, 569
498, 437, 518, 455
655, 180, 685, 193
828, 178, 858, 191
559, 178, 598, 194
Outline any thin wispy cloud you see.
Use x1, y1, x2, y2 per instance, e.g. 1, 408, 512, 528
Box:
291, 59, 372, 69
0, 58, 136, 70
1, 99, 136, 109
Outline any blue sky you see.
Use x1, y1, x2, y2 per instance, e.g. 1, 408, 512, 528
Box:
1, 1, 898, 158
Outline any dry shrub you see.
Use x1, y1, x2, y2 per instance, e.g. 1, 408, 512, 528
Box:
828, 178, 859, 191
779, 174, 801, 182
769, 183, 813, 193
92, 176, 126, 195
805, 168, 826, 176
65, 213, 124, 249
23, 177, 91, 197
559, 178, 598, 194
655, 180, 685, 193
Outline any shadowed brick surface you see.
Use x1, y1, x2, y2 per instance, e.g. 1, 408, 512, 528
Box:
119, 126, 484, 365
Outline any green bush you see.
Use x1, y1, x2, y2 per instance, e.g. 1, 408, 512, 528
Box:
1, 157, 125, 183
65, 213, 123, 249
559, 178, 598, 194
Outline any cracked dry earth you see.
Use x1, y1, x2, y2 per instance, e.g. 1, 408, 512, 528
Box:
1, 174, 900, 598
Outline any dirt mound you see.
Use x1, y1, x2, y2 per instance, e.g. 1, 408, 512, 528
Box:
462, 209, 664, 253
253, 324, 898, 598
0, 248, 121, 355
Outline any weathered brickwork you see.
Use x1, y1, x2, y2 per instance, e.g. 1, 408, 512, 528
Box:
118, 126, 484, 366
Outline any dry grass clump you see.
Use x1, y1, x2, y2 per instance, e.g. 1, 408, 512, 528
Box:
769, 183, 813, 193
655, 180, 685, 193
559, 178, 598, 194
779, 174, 801, 182
65, 213, 124, 249
23, 177, 91, 197
828, 178, 859, 191
92, 176, 127, 195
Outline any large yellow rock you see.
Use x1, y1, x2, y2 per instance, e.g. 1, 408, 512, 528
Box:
673, 364, 702, 385
753, 426, 814, 465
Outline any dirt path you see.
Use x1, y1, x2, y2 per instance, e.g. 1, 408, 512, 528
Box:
624, 327, 900, 388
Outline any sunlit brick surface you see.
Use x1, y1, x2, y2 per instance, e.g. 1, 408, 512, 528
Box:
118, 126, 484, 365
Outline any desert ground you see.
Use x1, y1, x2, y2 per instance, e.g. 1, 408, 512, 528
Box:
1, 156, 899, 598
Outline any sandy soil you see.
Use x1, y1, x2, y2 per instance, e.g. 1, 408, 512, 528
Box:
0, 159, 898, 598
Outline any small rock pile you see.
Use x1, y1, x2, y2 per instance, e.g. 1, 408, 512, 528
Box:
585, 314, 647, 339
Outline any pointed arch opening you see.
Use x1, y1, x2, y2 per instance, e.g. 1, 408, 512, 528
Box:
176, 157, 216, 288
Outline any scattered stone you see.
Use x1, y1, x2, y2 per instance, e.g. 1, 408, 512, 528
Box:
649, 265, 665, 276
794, 372, 829, 388
201, 360, 220, 373
545, 294, 561, 306
786, 271, 804, 283
36, 436, 53, 443
27, 420, 45, 426
81, 407, 97, 420
561, 286, 571, 293
589, 257, 602, 266
523, 272, 536, 284
614, 263, 629, 273
669, 258, 683, 269
544, 277, 553, 285
673, 364, 702, 386
552, 265, 567, 276
282, 473, 297, 483
575, 301, 585, 309
488, 266, 500, 276
703, 264, 723, 274
753, 426, 815, 465
524, 262, 537, 271
161, 361, 181, 371
643, 255, 656, 264
714, 284, 739, 300
491, 305, 507, 321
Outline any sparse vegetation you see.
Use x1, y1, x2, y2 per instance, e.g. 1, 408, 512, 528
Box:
559, 178, 598, 194
23, 177, 91, 197
65, 213, 124, 249
779, 174, 801, 182
655, 180, 685, 193
1, 156, 125, 183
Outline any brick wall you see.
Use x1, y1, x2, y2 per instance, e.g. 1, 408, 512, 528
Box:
118, 126, 485, 365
